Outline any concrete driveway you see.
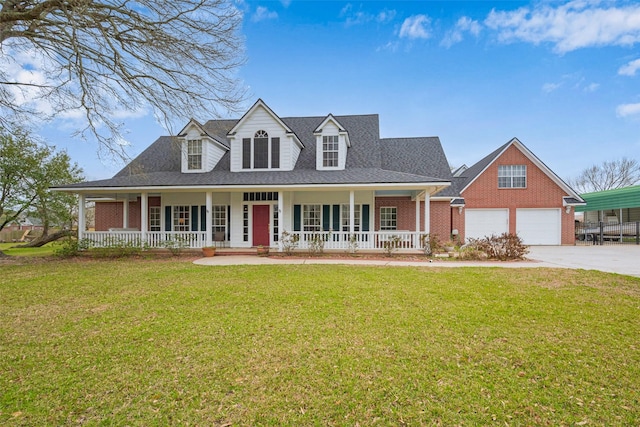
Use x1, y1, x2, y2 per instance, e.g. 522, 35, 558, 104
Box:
527, 245, 640, 277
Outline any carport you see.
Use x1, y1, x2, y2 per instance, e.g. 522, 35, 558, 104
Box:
575, 185, 640, 245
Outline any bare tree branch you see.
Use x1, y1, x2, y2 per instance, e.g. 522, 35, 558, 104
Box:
568, 157, 640, 194
0, 0, 246, 161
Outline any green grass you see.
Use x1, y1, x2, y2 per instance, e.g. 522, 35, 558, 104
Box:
1, 260, 639, 425
0, 242, 57, 257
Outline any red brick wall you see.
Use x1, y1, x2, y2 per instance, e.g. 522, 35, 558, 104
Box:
374, 197, 451, 239
94, 197, 160, 231
461, 145, 575, 244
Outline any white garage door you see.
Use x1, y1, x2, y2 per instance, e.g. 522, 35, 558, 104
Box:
465, 209, 509, 241
516, 209, 561, 245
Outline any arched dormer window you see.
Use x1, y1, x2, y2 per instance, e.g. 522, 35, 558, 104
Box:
242, 130, 280, 169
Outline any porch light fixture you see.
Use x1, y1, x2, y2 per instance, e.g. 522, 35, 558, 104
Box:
565, 206, 571, 214
458, 206, 463, 214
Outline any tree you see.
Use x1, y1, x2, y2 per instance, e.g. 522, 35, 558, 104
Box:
568, 157, 640, 194
0, 127, 83, 254
0, 0, 245, 158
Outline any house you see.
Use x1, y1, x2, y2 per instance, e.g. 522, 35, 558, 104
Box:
55, 99, 584, 250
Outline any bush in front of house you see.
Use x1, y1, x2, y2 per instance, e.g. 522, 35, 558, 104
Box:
466, 233, 529, 260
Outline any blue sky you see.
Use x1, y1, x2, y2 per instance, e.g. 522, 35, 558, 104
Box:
40, 0, 640, 183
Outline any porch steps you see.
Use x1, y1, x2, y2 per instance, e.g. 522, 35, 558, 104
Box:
213, 248, 261, 256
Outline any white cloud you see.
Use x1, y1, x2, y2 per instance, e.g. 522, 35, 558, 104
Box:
542, 82, 562, 93
485, 1, 640, 53
399, 15, 431, 40
616, 103, 640, 118
280, 0, 291, 7
251, 6, 278, 22
584, 82, 600, 92
441, 16, 482, 47
341, 4, 396, 27
619, 58, 640, 76
376, 9, 396, 24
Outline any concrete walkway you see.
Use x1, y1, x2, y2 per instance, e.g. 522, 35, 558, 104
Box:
194, 245, 640, 277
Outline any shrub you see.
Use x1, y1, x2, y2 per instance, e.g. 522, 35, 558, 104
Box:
161, 236, 188, 256
467, 233, 529, 260
280, 230, 299, 256
420, 233, 443, 256
383, 235, 403, 257
346, 233, 359, 255
308, 232, 327, 256
55, 238, 92, 258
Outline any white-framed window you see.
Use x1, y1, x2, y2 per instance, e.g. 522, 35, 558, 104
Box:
303, 204, 321, 232
187, 139, 202, 170
380, 207, 397, 230
173, 205, 190, 231
149, 206, 161, 231
242, 130, 280, 170
212, 205, 227, 240
323, 135, 339, 167
341, 204, 361, 232
498, 165, 526, 188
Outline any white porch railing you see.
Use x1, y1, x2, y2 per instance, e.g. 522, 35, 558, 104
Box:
83, 231, 208, 249
81, 230, 426, 251
293, 231, 424, 251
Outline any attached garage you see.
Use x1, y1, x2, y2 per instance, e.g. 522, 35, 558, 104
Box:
516, 208, 561, 245
465, 209, 509, 241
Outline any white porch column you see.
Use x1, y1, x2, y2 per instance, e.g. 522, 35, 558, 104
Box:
140, 192, 148, 244
206, 192, 213, 246
77, 194, 85, 240
349, 190, 355, 234
415, 196, 421, 232
278, 191, 284, 251
424, 191, 430, 234
122, 196, 129, 228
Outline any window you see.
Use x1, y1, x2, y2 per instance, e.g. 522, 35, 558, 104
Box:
187, 139, 202, 170
254, 130, 269, 168
173, 205, 190, 231
149, 206, 161, 231
498, 165, 526, 188
380, 207, 397, 230
303, 204, 321, 232
212, 205, 227, 239
323, 135, 339, 167
341, 204, 361, 231
242, 131, 280, 169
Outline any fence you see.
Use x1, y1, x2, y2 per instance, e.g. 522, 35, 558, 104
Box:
575, 222, 640, 245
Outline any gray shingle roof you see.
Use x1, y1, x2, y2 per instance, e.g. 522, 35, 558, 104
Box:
65, 113, 453, 190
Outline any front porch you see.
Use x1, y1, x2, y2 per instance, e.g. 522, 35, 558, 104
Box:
78, 185, 451, 252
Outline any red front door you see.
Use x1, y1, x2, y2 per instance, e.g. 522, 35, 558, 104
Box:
252, 205, 270, 246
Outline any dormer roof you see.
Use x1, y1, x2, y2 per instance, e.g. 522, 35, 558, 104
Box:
227, 99, 303, 148
313, 114, 351, 147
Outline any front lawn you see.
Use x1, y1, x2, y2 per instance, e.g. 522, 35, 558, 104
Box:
0, 242, 57, 257
1, 260, 639, 425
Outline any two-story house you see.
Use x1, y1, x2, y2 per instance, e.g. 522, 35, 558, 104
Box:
56, 99, 585, 250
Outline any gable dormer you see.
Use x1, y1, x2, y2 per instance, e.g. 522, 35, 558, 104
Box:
314, 114, 350, 170
177, 119, 228, 173
227, 99, 304, 172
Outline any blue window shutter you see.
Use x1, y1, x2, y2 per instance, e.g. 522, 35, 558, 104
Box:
362, 204, 370, 231
227, 205, 231, 240
200, 206, 206, 231
293, 205, 301, 231
191, 206, 198, 231
322, 205, 330, 231
332, 205, 340, 231
165, 206, 172, 231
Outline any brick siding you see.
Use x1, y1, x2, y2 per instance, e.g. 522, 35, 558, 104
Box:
461, 145, 575, 244
94, 197, 160, 231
